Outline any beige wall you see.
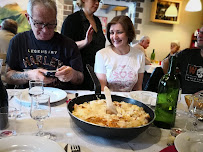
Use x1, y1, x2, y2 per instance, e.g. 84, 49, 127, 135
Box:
138, 0, 203, 61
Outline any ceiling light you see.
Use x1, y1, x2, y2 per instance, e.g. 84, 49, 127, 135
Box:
185, 0, 202, 12
165, 3, 178, 17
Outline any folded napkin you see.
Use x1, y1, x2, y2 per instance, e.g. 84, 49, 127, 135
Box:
160, 145, 178, 152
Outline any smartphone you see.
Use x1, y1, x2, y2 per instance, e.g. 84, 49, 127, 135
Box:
44, 70, 56, 78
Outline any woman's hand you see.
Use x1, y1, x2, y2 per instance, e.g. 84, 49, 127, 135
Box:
85, 25, 94, 45
76, 25, 94, 49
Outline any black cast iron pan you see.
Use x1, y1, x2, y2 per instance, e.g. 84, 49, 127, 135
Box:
67, 64, 155, 138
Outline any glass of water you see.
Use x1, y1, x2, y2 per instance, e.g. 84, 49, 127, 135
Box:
29, 80, 44, 96
30, 94, 55, 140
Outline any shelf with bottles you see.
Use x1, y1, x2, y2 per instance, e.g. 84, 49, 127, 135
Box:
150, 0, 182, 24
190, 29, 199, 48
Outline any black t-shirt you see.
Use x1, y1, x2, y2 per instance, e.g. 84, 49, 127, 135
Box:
6, 30, 83, 89
177, 48, 203, 94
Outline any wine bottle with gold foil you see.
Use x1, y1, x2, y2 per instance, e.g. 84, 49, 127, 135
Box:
154, 55, 180, 129
0, 76, 8, 129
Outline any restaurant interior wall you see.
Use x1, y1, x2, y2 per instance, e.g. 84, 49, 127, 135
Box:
73, 0, 136, 46
137, 0, 203, 61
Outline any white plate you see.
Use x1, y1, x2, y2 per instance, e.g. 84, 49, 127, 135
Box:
129, 91, 157, 106
0, 135, 65, 152
174, 132, 203, 152
15, 87, 67, 106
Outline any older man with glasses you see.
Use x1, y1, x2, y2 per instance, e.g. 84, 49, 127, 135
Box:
5, 0, 84, 89
162, 25, 203, 94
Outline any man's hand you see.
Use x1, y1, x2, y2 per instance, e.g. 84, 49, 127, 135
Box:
55, 66, 84, 84
5, 67, 55, 85
27, 69, 55, 84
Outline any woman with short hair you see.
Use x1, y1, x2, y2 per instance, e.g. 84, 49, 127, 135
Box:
94, 15, 145, 92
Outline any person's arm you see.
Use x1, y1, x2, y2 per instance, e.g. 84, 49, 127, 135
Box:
95, 73, 107, 91
76, 25, 94, 50
145, 56, 151, 65
5, 66, 55, 85
55, 66, 84, 85
132, 73, 144, 91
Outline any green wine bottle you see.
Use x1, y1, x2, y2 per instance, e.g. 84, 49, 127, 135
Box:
153, 55, 180, 129
150, 49, 155, 62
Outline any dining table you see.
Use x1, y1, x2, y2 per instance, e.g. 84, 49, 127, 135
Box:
145, 63, 161, 74
4, 89, 202, 152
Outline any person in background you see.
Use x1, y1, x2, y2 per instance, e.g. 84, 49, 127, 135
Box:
61, 0, 106, 90
94, 15, 145, 92
5, 0, 84, 89
132, 36, 151, 65
164, 40, 180, 59
0, 19, 18, 54
162, 26, 203, 94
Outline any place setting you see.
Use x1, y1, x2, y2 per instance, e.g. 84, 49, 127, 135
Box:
0, 80, 70, 152
128, 90, 157, 108
15, 86, 67, 107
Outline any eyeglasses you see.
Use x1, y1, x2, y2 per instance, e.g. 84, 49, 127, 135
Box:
29, 15, 57, 29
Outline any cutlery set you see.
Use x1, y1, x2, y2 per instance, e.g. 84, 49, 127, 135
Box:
64, 144, 81, 152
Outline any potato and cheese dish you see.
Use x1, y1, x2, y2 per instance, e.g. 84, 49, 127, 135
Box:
72, 99, 150, 128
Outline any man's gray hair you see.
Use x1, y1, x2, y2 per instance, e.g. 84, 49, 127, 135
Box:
1, 19, 18, 34
139, 36, 150, 43
27, 0, 57, 16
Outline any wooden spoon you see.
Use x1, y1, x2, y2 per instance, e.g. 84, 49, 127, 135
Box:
104, 86, 118, 115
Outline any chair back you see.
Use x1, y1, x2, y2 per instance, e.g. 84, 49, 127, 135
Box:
144, 67, 164, 93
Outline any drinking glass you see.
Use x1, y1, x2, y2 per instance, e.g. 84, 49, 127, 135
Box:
189, 92, 203, 130
30, 94, 56, 140
0, 106, 17, 138
29, 80, 44, 96
184, 91, 203, 131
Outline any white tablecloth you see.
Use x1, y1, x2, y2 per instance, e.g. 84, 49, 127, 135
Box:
5, 90, 193, 152
145, 63, 161, 73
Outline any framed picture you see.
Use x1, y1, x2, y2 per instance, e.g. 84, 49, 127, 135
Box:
150, 0, 182, 24
98, 16, 107, 35
0, 0, 30, 33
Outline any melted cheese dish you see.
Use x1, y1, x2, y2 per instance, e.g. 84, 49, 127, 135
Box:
72, 99, 150, 128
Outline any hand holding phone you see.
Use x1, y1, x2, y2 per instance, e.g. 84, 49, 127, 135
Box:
44, 70, 56, 78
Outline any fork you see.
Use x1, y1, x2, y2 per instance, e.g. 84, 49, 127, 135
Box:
71, 145, 81, 152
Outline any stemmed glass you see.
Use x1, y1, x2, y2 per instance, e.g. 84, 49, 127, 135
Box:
187, 91, 203, 131
30, 93, 56, 140
29, 80, 56, 140
30, 94, 50, 136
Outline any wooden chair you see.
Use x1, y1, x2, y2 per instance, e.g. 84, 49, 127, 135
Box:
0, 53, 6, 66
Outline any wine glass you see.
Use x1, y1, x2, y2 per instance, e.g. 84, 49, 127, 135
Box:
188, 91, 203, 131
30, 94, 56, 140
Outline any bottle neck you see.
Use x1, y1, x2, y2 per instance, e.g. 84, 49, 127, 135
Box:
168, 55, 177, 75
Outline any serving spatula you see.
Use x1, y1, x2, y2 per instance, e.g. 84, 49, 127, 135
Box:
104, 86, 117, 115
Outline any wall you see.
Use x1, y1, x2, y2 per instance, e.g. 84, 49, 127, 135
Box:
56, 0, 73, 33
57, 0, 203, 61
138, 0, 203, 61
